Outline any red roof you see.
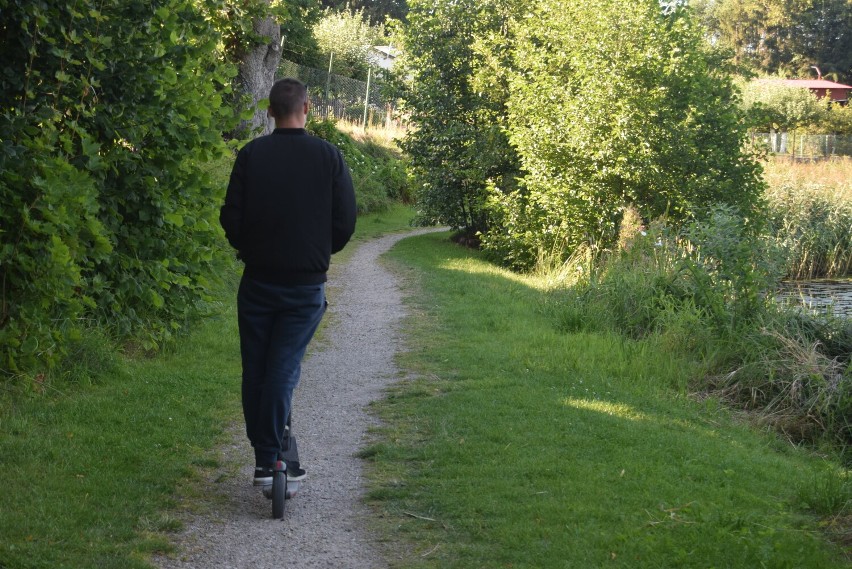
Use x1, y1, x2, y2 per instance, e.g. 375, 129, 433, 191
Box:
759, 79, 852, 90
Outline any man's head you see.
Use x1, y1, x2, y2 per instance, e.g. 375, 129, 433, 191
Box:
268, 78, 308, 126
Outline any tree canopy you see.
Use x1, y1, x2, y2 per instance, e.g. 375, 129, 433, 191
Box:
691, 0, 852, 83
398, 0, 519, 236
313, 6, 385, 80
399, 0, 765, 269
320, 0, 408, 23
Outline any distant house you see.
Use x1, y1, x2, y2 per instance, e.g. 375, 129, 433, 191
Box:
369, 45, 399, 71
758, 78, 852, 105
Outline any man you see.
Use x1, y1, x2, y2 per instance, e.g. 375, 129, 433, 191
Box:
220, 78, 357, 487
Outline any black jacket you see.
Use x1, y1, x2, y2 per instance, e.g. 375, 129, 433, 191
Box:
220, 128, 357, 284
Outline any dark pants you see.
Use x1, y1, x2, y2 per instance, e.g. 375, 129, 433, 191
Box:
237, 275, 326, 466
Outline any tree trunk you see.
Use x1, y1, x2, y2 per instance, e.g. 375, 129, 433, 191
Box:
235, 8, 281, 137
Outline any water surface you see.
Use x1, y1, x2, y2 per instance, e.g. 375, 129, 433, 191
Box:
776, 279, 852, 319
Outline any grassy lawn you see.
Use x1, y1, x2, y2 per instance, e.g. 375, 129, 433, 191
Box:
0, 204, 417, 569
0, 301, 243, 568
2, 204, 848, 568
364, 231, 851, 568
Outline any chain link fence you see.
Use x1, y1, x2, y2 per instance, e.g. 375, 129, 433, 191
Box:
751, 132, 852, 159
278, 58, 399, 128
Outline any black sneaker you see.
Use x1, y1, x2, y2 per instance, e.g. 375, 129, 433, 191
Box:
287, 463, 307, 482
253, 465, 274, 487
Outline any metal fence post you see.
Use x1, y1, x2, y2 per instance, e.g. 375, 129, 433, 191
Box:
362, 67, 372, 129
325, 53, 333, 105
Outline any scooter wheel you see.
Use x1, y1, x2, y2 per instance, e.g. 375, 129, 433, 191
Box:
271, 461, 287, 519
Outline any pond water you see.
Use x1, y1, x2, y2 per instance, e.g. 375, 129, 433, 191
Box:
775, 279, 852, 319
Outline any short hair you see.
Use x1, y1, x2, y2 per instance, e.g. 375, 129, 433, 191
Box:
268, 78, 307, 118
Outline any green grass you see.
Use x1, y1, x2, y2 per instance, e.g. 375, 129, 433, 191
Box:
350, 202, 418, 245
0, 306, 242, 568
363, 231, 851, 568
0, 205, 416, 569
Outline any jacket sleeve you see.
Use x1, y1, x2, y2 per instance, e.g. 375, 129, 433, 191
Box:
331, 148, 357, 254
220, 147, 247, 252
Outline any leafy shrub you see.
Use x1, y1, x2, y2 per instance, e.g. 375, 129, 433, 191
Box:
0, 1, 234, 378
399, 0, 520, 234
483, 0, 765, 270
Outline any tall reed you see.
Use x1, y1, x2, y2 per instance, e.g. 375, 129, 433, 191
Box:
764, 157, 852, 279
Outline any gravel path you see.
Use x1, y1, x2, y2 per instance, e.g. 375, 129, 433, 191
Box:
155, 228, 440, 569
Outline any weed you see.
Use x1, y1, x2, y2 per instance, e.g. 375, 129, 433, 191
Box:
797, 469, 851, 517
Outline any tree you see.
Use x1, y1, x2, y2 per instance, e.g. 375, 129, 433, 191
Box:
312, 7, 384, 80
691, 0, 852, 83
480, 0, 765, 268
217, 0, 285, 137
320, 0, 409, 23
791, 0, 852, 82
740, 79, 828, 132
279, 0, 323, 66
398, 0, 519, 235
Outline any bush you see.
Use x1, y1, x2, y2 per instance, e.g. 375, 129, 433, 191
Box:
0, 1, 234, 378
484, 0, 765, 270
399, 0, 519, 234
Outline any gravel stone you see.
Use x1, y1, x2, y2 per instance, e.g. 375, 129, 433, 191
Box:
154, 228, 440, 569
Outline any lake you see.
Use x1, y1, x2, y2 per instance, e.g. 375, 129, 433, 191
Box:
776, 279, 852, 319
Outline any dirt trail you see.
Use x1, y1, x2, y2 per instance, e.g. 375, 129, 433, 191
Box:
155, 228, 439, 569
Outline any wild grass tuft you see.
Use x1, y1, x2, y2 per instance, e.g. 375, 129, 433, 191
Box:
536, 205, 851, 451
707, 313, 851, 446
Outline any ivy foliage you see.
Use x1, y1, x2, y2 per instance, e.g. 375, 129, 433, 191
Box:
0, 0, 237, 375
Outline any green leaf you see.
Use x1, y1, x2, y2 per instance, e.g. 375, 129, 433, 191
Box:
150, 290, 165, 309
164, 213, 184, 227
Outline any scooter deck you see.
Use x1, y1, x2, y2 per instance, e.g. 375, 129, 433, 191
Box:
279, 435, 299, 465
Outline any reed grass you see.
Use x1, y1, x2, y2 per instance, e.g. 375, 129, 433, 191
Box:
764, 157, 852, 198
763, 157, 852, 279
